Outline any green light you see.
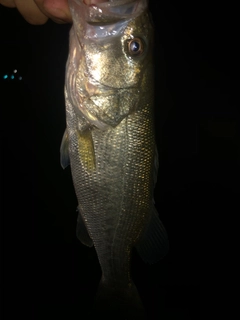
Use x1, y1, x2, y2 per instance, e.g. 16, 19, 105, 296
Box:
11, 75, 14, 79
3, 75, 8, 79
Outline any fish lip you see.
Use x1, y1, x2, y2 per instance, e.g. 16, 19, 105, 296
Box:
72, 0, 148, 24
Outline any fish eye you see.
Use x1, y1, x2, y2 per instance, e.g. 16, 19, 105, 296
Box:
127, 38, 144, 56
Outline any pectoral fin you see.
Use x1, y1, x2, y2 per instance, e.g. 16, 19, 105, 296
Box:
77, 129, 96, 172
76, 207, 93, 247
135, 206, 169, 264
60, 129, 70, 169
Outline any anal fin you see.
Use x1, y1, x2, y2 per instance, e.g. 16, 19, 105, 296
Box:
135, 206, 169, 264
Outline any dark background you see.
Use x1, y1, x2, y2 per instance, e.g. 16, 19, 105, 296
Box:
0, 1, 239, 319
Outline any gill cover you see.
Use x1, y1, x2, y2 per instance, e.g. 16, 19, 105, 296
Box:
69, 0, 153, 89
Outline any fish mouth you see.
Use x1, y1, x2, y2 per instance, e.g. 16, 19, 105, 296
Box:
79, 0, 148, 23
70, 0, 148, 42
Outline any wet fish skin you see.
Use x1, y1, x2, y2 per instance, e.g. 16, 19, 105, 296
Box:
61, 0, 168, 313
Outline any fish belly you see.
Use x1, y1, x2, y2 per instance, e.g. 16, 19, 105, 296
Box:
67, 103, 155, 285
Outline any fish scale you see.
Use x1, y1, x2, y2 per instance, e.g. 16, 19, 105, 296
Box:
61, 0, 169, 312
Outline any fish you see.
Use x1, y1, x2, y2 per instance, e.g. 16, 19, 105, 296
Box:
61, 0, 168, 317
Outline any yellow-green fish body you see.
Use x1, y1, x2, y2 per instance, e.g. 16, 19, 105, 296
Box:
61, 0, 168, 315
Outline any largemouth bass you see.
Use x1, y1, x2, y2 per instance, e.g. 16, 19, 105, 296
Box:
61, 0, 168, 316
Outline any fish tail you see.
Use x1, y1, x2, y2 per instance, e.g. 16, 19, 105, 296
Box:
93, 277, 146, 319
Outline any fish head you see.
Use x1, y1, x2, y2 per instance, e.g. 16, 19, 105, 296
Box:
67, 0, 154, 129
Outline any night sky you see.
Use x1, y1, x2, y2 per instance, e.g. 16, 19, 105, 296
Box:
1, 1, 239, 319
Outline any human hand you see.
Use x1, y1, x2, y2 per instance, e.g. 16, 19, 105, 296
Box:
0, 0, 106, 25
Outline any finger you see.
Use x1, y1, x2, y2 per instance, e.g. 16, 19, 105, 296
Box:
34, 0, 72, 24
14, 0, 48, 24
0, 0, 15, 7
